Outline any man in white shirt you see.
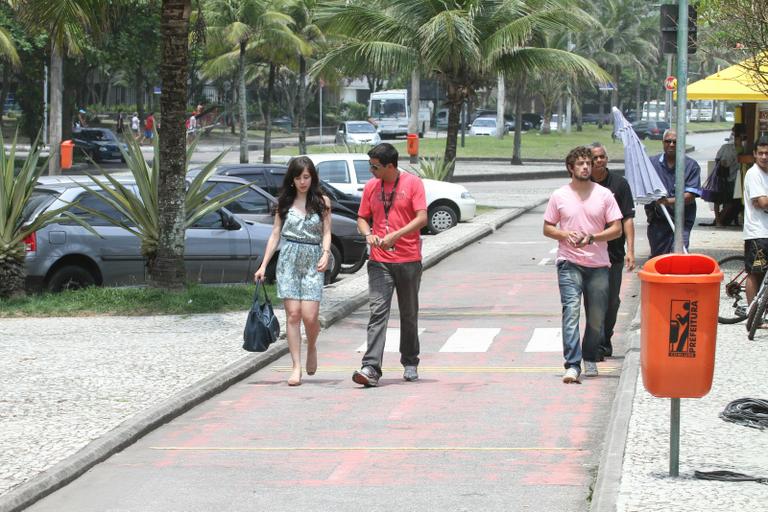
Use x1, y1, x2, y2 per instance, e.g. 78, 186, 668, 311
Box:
742, 138, 768, 304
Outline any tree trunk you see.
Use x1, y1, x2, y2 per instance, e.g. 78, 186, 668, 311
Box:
611, 65, 619, 110
48, 43, 63, 176
511, 82, 523, 165
153, 0, 191, 290
496, 72, 505, 140
0, 257, 25, 299
442, 83, 463, 181
635, 70, 642, 120
597, 91, 605, 129
298, 55, 307, 155
238, 41, 248, 163
408, 68, 420, 137
263, 63, 276, 164
0, 66, 9, 123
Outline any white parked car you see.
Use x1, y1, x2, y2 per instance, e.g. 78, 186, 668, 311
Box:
304, 153, 477, 234
335, 121, 381, 146
469, 117, 504, 136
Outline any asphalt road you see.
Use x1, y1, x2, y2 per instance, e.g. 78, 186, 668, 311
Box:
26, 201, 642, 512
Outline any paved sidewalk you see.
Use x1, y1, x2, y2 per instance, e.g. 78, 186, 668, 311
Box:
592, 215, 768, 512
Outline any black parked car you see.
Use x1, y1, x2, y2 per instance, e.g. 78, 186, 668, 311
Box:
73, 128, 127, 162
631, 120, 670, 140
190, 164, 367, 275
211, 163, 362, 219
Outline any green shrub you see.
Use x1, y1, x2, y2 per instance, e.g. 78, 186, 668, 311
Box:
411, 155, 454, 181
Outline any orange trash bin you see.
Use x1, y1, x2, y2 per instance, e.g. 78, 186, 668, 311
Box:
638, 253, 723, 398
60, 140, 74, 170
406, 133, 419, 157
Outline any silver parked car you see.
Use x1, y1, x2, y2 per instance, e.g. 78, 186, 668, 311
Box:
23, 180, 272, 292
200, 174, 367, 282
335, 121, 381, 146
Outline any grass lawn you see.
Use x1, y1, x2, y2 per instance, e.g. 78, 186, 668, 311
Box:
0, 283, 278, 317
275, 121, 728, 160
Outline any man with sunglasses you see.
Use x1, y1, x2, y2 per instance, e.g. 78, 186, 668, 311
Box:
645, 129, 701, 256
353, 143, 427, 387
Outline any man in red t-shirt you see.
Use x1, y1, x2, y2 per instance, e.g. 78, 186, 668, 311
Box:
353, 143, 427, 387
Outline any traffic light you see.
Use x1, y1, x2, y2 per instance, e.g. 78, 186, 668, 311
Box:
661, 4, 697, 55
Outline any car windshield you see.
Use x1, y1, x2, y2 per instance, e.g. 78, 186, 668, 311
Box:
473, 119, 495, 127
347, 123, 376, 134
319, 179, 342, 199
23, 190, 58, 222
78, 130, 114, 141
370, 98, 406, 119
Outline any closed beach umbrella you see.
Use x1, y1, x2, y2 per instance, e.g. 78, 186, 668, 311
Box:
611, 107, 676, 233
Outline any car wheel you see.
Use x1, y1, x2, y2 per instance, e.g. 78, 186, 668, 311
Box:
427, 204, 458, 234
324, 244, 342, 285
46, 265, 96, 292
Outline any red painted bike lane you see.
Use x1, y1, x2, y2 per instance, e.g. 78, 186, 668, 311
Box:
28, 217, 639, 512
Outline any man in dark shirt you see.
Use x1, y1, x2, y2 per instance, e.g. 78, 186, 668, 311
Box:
591, 143, 635, 359
644, 129, 701, 256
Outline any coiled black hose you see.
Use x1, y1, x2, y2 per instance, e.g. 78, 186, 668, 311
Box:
719, 398, 768, 430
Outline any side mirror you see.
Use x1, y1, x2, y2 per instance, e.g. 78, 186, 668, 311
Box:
223, 213, 240, 230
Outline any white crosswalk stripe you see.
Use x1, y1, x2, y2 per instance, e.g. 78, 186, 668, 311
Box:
524, 327, 562, 352
439, 327, 500, 352
355, 328, 426, 353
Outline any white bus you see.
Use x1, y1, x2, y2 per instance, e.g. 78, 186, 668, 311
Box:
642, 100, 666, 120
688, 100, 715, 121
368, 89, 431, 138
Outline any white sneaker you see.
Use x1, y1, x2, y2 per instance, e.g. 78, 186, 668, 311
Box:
562, 367, 581, 384
584, 361, 599, 377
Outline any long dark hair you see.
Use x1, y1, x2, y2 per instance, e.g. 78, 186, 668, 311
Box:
278, 156, 328, 221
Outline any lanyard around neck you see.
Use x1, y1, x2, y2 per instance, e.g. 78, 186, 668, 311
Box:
380, 171, 400, 224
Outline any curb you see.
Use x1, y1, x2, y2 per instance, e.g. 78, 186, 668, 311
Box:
590, 300, 642, 512
0, 202, 544, 511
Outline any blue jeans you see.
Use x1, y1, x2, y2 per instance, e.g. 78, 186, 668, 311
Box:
556, 260, 609, 370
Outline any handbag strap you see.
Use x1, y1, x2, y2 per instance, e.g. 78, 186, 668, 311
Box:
254, 281, 272, 306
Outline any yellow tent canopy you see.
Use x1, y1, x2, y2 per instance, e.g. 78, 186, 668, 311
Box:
686, 60, 768, 101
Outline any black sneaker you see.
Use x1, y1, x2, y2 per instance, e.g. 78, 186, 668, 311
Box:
352, 366, 379, 387
403, 365, 418, 381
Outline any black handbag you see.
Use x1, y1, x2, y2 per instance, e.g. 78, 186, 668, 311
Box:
243, 282, 280, 352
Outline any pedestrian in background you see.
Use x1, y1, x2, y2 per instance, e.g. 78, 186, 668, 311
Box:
116, 110, 125, 135
254, 157, 332, 386
142, 112, 155, 144
353, 143, 427, 387
130, 112, 140, 141
741, 138, 768, 306
645, 129, 701, 256
590, 143, 635, 360
544, 146, 622, 383
707, 124, 744, 227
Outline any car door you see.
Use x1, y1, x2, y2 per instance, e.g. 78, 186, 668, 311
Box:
184, 210, 255, 284
56, 190, 145, 285
316, 159, 357, 196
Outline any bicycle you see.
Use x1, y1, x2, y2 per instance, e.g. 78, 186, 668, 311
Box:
718, 253, 768, 340
718, 255, 748, 324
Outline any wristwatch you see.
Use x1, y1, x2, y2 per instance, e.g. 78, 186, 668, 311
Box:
587, 234, 595, 245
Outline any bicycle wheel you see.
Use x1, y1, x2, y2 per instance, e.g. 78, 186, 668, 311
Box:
748, 293, 768, 340
718, 255, 748, 324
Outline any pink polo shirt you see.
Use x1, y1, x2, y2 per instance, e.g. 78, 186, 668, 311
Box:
544, 182, 623, 268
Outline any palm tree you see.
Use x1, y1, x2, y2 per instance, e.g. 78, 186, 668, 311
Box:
12, 0, 105, 176
285, 0, 325, 154
205, 0, 296, 163
317, 0, 607, 178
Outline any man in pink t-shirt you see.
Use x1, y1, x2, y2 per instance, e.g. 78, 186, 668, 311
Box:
544, 146, 623, 384
353, 143, 427, 387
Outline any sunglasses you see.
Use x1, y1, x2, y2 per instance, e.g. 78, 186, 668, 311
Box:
369, 162, 385, 170
663, 139, 677, 144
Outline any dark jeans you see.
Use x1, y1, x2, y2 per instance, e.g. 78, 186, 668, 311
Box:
557, 260, 609, 369
647, 219, 692, 257
362, 260, 422, 376
603, 261, 624, 353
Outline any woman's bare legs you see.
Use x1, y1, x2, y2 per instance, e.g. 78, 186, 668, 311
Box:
302, 300, 321, 375
284, 299, 303, 385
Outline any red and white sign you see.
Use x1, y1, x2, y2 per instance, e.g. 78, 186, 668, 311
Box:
664, 76, 677, 91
